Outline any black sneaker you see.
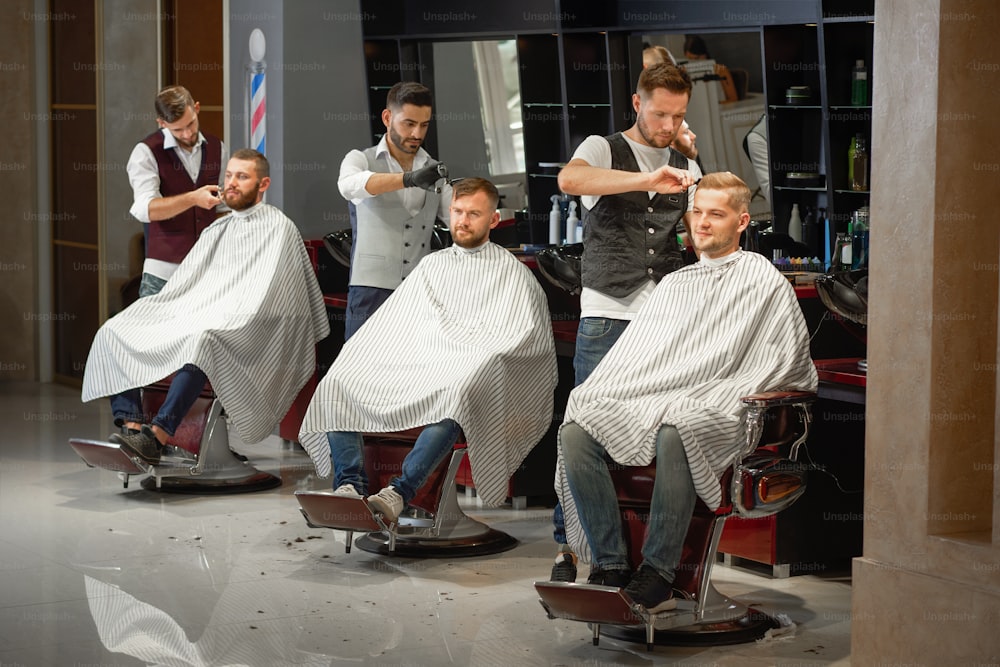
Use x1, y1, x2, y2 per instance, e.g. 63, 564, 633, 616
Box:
550, 549, 577, 582
110, 427, 162, 464
586, 567, 632, 589
623, 563, 676, 613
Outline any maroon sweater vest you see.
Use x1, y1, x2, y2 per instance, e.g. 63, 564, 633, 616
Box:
141, 131, 223, 263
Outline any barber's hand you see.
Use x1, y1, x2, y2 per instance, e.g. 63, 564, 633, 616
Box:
648, 164, 696, 194
403, 162, 448, 192
193, 184, 223, 209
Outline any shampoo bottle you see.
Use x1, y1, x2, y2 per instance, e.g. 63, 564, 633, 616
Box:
549, 195, 561, 245
566, 200, 580, 244
788, 203, 802, 242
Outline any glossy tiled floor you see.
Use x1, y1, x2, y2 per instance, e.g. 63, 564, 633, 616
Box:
0, 381, 852, 666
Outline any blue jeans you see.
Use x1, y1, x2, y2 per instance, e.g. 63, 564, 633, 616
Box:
561, 422, 696, 582
327, 419, 461, 503
344, 285, 393, 341
553, 317, 630, 543
109, 364, 208, 436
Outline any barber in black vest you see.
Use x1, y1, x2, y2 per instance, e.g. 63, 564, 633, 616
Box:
549, 62, 699, 583
338, 81, 452, 341
126, 85, 228, 298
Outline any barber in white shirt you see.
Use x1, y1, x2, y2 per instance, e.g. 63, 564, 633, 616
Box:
337, 81, 452, 340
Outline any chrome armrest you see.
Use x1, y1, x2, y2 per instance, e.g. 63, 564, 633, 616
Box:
733, 390, 817, 518
739, 390, 817, 461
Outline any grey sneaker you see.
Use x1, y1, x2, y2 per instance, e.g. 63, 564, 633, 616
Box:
623, 563, 676, 613
366, 486, 404, 523
110, 428, 162, 464
333, 483, 362, 497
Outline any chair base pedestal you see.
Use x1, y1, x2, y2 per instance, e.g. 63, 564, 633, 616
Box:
139, 467, 281, 494
353, 522, 517, 558
599, 606, 779, 647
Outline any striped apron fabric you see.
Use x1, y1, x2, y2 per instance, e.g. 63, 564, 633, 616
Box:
299, 243, 558, 507
82, 203, 330, 444
556, 251, 818, 561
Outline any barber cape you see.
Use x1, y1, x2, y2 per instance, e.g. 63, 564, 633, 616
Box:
299, 242, 558, 506
82, 203, 330, 443
556, 250, 818, 559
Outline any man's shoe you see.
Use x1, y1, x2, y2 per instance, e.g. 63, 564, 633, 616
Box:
623, 563, 677, 613
550, 548, 578, 582
586, 567, 632, 589
109, 428, 162, 465
366, 486, 404, 523
332, 483, 362, 497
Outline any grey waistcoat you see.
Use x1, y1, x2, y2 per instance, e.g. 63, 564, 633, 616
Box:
350, 146, 441, 290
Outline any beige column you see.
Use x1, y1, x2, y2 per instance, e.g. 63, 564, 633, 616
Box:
853, 0, 1000, 662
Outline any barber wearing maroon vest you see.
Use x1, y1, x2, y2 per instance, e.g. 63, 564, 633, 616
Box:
126, 85, 228, 297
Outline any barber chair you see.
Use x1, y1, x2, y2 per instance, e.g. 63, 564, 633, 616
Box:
815, 269, 868, 371
535, 390, 816, 650
535, 243, 583, 295
69, 378, 281, 493
295, 428, 517, 557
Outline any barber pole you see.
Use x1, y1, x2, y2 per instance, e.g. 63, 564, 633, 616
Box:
247, 29, 266, 155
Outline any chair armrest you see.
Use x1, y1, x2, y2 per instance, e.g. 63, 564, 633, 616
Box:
741, 390, 817, 408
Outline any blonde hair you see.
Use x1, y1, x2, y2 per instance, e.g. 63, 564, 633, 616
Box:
698, 171, 751, 213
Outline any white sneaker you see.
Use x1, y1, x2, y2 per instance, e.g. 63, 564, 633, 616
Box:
366, 486, 404, 523
332, 483, 362, 497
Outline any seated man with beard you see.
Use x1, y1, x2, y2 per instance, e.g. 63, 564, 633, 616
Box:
82, 149, 330, 463
298, 177, 557, 522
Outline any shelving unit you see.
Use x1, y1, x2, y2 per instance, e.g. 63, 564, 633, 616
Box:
756, 2, 874, 264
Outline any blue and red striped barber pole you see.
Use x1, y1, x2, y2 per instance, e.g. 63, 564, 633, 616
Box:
250, 67, 265, 154
247, 28, 267, 155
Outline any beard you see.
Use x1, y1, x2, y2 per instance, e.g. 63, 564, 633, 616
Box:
389, 125, 422, 154
224, 183, 261, 211
635, 113, 675, 149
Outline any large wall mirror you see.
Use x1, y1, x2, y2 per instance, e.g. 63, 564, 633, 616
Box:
642, 31, 771, 218
430, 39, 527, 210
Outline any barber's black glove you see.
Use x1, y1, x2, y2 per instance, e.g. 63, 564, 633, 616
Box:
402, 162, 448, 192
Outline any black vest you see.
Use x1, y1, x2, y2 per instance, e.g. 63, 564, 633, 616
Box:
141, 131, 223, 263
581, 133, 688, 297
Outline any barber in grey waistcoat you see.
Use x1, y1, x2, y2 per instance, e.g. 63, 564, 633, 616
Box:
338, 81, 452, 340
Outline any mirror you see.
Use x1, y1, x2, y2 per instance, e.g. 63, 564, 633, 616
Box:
642, 32, 770, 218
431, 39, 527, 210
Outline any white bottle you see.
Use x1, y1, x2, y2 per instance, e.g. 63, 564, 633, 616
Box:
549, 195, 561, 245
565, 201, 579, 244
788, 203, 802, 242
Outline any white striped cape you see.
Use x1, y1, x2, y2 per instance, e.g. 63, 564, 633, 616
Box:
81, 203, 330, 444
556, 250, 818, 562
299, 242, 558, 507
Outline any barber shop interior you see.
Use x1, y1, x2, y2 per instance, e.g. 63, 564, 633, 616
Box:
3, 0, 999, 664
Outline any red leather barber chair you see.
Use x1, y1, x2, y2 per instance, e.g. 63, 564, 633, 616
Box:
535, 390, 816, 650
69, 378, 281, 493
295, 428, 517, 557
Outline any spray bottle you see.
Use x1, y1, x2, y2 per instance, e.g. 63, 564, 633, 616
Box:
566, 200, 579, 244
549, 195, 562, 245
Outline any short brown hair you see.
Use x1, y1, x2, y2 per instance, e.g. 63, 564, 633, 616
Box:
451, 177, 499, 211
697, 171, 751, 213
386, 81, 432, 111
636, 62, 692, 100
230, 148, 269, 179
154, 85, 195, 123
